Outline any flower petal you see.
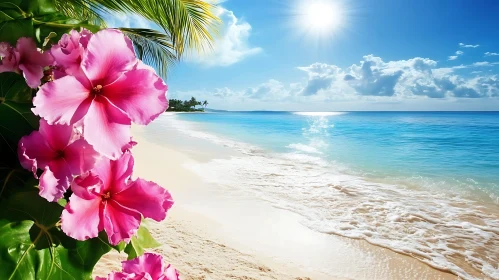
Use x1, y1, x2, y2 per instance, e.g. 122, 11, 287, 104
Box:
33, 75, 91, 125
64, 138, 100, 175
61, 194, 102, 241
103, 69, 168, 125
165, 264, 180, 280
82, 29, 136, 85
15, 37, 53, 88
82, 97, 131, 160
38, 119, 74, 151
17, 130, 55, 176
121, 139, 137, 153
134, 60, 155, 73
111, 153, 134, 192
19, 63, 45, 88
15, 38, 53, 66
100, 272, 141, 280
114, 178, 173, 222
122, 253, 165, 279
71, 171, 103, 200
50, 44, 82, 75
0, 43, 18, 72
38, 161, 72, 202
102, 200, 141, 245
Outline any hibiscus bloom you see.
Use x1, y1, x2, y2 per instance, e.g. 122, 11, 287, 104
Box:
18, 119, 100, 202
61, 153, 174, 245
0, 42, 18, 73
50, 28, 92, 77
1, 37, 54, 88
96, 253, 179, 280
33, 29, 168, 159
95, 253, 180, 280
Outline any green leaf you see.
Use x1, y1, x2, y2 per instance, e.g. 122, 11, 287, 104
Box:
0, 18, 34, 45
0, 72, 38, 154
33, 13, 101, 46
0, 190, 112, 280
0, 72, 38, 175
124, 223, 160, 260
42, 31, 57, 46
56, 0, 221, 78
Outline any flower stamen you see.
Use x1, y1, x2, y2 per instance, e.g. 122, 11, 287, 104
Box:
102, 191, 111, 200
92, 84, 103, 94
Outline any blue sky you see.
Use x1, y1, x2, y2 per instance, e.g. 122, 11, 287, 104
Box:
111, 0, 499, 111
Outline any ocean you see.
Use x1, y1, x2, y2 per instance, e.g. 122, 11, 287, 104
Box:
153, 111, 499, 280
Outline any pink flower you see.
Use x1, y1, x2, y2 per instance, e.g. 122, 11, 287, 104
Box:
50, 29, 92, 76
18, 119, 100, 202
33, 29, 168, 159
96, 253, 179, 280
0, 42, 18, 73
16, 37, 54, 88
61, 153, 174, 245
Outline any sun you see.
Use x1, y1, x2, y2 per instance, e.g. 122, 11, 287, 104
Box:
304, 1, 343, 32
291, 0, 348, 43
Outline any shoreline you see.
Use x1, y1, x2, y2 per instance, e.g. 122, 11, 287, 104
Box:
94, 121, 459, 280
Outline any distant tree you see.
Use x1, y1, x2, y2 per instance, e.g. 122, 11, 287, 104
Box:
166, 97, 208, 112
189, 97, 198, 109
202, 100, 208, 108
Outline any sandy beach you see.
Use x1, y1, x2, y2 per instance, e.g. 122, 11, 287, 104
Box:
93, 121, 459, 280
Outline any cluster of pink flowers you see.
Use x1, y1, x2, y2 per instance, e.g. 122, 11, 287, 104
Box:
4, 29, 175, 257
96, 253, 179, 280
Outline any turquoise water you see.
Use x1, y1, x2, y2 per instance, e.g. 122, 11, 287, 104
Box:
163, 111, 499, 279
178, 111, 499, 200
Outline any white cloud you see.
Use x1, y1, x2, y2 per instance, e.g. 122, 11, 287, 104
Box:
186, 7, 261, 67
473, 61, 491, 66
245, 79, 291, 100
459, 43, 480, 48
485, 52, 499, 57
448, 50, 464, 60
172, 55, 499, 111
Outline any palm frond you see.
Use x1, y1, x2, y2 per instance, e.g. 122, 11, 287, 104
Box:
53, 0, 220, 77
55, 0, 107, 27
82, 0, 221, 57
120, 28, 177, 79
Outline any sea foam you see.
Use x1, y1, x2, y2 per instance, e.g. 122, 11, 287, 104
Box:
161, 114, 499, 280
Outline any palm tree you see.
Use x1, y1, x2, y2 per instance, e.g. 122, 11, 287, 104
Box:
58, 0, 221, 79
189, 96, 198, 109
202, 100, 208, 108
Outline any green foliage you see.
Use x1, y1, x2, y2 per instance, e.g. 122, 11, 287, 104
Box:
0, 72, 38, 174
167, 96, 206, 112
55, 0, 220, 78
0, 190, 112, 280
124, 223, 160, 260
0, 0, 101, 47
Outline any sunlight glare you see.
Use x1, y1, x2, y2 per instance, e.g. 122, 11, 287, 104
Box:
305, 1, 342, 31
292, 0, 347, 43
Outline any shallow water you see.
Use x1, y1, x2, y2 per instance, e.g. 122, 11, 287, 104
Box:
150, 111, 499, 280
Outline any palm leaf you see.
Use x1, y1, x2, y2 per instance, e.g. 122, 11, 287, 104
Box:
55, 0, 107, 27
120, 28, 177, 78
55, 0, 220, 77
60, 0, 220, 56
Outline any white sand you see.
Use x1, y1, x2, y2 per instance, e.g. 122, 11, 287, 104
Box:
93, 124, 458, 280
